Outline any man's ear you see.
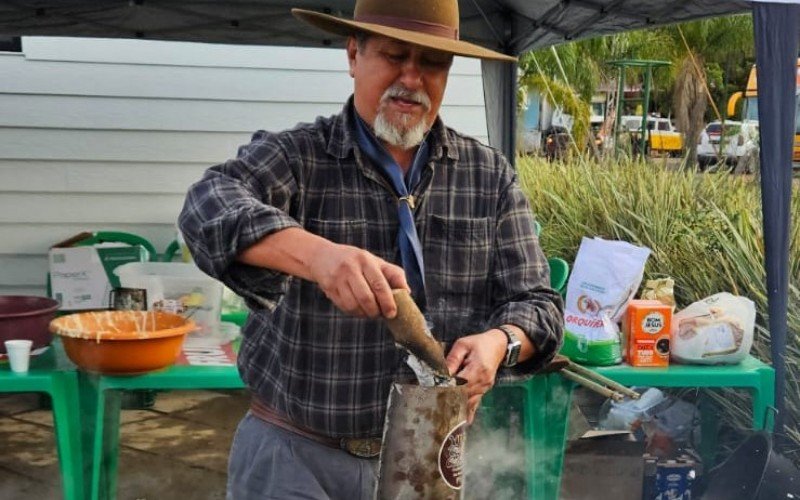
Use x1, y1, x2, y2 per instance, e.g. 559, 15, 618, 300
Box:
346, 36, 358, 78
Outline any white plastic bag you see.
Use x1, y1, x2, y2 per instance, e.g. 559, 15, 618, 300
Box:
562, 237, 651, 365
671, 292, 755, 365
599, 389, 701, 454
599, 387, 666, 431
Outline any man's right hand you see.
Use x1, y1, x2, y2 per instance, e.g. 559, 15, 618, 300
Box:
308, 242, 409, 319
238, 227, 408, 319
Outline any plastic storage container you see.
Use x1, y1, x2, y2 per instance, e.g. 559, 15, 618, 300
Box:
113, 262, 223, 339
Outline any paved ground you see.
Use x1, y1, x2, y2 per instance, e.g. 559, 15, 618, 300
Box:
0, 389, 250, 500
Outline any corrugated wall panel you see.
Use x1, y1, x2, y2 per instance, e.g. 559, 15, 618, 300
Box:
0, 56, 486, 106
0, 95, 489, 136
0, 224, 178, 255
0, 37, 488, 294
0, 255, 48, 287
20, 37, 482, 76
0, 193, 184, 224
2, 128, 254, 162
0, 160, 209, 193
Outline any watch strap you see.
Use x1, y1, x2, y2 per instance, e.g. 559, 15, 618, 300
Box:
497, 325, 522, 367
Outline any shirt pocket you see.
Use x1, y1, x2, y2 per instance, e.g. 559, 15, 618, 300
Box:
305, 218, 368, 248
424, 214, 492, 298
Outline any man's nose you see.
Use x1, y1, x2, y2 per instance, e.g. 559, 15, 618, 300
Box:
398, 57, 423, 90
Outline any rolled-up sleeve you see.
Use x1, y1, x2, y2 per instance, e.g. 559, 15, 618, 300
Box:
178, 130, 301, 307
488, 154, 564, 376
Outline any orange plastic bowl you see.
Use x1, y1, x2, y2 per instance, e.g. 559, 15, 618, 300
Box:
49, 311, 197, 375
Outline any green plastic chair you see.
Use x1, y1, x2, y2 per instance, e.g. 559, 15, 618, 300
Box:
47, 231, 158, 299
532, 220, 570, 296
479, 373, 574, 499
477, 218, 574, 498
161, 239, 180, 262
548, 257, 569, 297
74, 231, 158, 262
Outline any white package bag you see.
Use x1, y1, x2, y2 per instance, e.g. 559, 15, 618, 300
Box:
671, 292, 755, 365
564, 237, 651, 361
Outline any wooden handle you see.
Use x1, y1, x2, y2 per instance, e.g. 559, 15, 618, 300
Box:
385, 289, 450, 377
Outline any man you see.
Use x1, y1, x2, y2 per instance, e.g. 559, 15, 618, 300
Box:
178, 0, 563, 498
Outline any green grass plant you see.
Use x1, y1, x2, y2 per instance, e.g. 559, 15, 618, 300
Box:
518, 154, 800, 457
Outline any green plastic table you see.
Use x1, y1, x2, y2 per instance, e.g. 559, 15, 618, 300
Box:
592, 356, 775, 429
482, 355, 775, 500
0, 342, 84, 500
590, 355, 775, 470
80, 357, 245, 500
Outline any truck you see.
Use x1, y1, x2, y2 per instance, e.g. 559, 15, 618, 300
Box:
727, 58, 800, 167
620, 115, 684, 156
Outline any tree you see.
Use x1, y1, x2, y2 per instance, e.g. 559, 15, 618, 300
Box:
517, 14, 755, 160
519, 72, 591, 151
674, 54, 708, 166
661, 16, 754, 123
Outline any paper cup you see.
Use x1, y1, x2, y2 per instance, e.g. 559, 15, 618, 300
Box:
4, 340, 33, 373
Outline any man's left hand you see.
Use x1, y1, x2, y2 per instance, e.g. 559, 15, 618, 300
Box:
445, 329, 507, 423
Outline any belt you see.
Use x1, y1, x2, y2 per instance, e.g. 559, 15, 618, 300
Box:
249, 398, 382, 459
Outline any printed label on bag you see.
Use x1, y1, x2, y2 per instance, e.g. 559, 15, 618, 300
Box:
438, 420, 467, 490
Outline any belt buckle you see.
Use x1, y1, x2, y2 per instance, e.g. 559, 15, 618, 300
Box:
341, 437, 382, 458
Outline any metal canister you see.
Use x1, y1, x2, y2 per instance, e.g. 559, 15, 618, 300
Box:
376, 381, 468, 499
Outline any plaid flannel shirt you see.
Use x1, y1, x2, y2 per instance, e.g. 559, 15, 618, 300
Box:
178, 98, 563, 438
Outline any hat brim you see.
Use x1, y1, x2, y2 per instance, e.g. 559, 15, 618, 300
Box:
292, 8, 517, 63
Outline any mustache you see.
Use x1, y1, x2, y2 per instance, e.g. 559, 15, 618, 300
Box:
381, 84, 431, 110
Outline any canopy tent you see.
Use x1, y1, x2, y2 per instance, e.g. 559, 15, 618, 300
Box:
0, 0, 797, 436
0, 0, 759, 155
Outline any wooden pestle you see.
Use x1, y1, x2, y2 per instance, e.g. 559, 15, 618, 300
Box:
384, 289, 451, 378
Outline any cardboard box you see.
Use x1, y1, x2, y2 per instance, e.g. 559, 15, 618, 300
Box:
623, 300, 673, 367
49, 233, 147, 311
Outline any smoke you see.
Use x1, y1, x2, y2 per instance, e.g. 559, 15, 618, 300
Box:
463, 409, 531, 500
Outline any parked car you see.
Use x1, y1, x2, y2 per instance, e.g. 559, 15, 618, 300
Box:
697, 120, 759, 167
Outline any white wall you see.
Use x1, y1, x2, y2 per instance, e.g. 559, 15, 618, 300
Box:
0, 37, 488, 296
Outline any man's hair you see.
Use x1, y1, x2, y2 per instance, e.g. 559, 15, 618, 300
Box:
354, 31, 370, 50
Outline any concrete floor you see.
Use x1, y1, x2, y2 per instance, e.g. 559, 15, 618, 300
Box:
0, 389, 250, 500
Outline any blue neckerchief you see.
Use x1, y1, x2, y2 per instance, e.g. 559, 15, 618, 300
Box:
353, 112, 429, 309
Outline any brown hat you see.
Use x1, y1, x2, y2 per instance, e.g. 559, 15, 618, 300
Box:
292, 0, 516, 62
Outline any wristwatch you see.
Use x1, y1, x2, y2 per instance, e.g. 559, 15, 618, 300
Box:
497, 325, 522, 367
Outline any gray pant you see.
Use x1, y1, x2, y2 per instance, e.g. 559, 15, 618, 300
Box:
227, 412, 378, 500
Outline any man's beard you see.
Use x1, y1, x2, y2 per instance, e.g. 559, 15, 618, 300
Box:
373, 84, 432, 150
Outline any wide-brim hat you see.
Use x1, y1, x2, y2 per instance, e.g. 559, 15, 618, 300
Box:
292, 0, 516, 62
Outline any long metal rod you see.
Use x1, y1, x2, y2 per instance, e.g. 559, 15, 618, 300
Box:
640, 66, 653, 156
560, 369, 624, 402
615, 66, 625, 155
565, 361, 641, 400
